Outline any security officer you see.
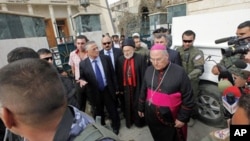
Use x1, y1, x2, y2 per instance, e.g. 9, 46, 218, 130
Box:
176, 30, 205, 126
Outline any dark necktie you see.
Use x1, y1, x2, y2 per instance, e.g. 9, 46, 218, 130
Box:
107, 50, 115, 69
93, 60, 105, 91
107, 50, 112, 59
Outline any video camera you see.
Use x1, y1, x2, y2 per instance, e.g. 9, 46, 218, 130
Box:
215, 36, 250, 57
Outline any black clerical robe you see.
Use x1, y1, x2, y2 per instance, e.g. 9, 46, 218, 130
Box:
117, 53, 147, 128
138, 62, 194, 141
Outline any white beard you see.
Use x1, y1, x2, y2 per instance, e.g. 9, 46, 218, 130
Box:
124, 53, 133, 59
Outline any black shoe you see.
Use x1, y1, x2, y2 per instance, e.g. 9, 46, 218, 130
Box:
113, 129, 119, 135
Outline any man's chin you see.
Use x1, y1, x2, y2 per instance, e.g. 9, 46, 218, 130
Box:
154, 67, 161, 70
124, 56, 132, 59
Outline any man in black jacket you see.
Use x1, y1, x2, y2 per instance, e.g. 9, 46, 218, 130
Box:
154, 33, 182, 66
99, 36, 124, 114
79, 41, 120, 135
37, 48, 79, 108
99, 35, 123, 71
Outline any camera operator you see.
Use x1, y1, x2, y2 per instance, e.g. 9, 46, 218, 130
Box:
212, 21, 250, 88
239, 21, 250, 63
213, 20, 250, 123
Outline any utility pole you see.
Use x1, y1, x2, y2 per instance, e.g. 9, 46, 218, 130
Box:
105, 0, 116, 34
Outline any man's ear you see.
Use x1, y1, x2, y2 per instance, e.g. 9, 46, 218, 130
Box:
1, 107, 15, 129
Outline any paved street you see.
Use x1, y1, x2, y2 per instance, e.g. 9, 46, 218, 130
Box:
86, 103, 222, 141
118, 119, 221, 141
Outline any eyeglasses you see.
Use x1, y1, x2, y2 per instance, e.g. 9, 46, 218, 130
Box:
43, 57, 53, 61
183, 40, 193, 43
103, 42, 111, 45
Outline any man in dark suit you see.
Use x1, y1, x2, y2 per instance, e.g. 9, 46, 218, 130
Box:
154, 33, 182, 66
100, 35, 124, 113
99, 35, 123, 71
79, 41, 120, 135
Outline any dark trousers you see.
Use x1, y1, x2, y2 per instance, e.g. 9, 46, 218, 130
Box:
145, 104, 180, 141
116, 93, 125, 114
75, 82, 87, 112
191, 79, 200, 119
0, 120, 5, 141
93, 87, 120, 130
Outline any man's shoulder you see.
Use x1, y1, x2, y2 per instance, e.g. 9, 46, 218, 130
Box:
189, 47, 204, 56
171, 62, 184, 71
75, 123, 119, 141
113, 47, 122, 53
175, 46, 183, 51
145, 65, 154, 73
80, 57, 89, 65
99, 49, 104, 54
100, 54, 110, 60
70, 50, 77, 54
137, 47, 148, 52
69, 50, 75, 57
192, 46, 203, 52
168, 48, 180, 55
134, 53, 146, 59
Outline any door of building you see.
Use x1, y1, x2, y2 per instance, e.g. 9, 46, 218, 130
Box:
45, 18, 70, 48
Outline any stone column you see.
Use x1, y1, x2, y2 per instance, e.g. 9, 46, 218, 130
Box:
1, 4, 8, 11
67, 5, 75, 36
27, 4, 34, 15
49, 5, 59, 42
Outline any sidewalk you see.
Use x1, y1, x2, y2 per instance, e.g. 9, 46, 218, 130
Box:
118, 119, 220, 141
118, 119, 153, 141
86, 104, 220, 141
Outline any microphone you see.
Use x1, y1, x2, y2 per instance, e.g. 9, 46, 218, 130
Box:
234, 59, 247, 69
215, 36, 236, 44
222, 86, 241, 115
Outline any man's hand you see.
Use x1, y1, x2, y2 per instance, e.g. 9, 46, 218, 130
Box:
138, 111, 144, 118
212, 65, 220, 75
78, 79, 88, 87
232, 74, 247, 87
174, 119, 185, 128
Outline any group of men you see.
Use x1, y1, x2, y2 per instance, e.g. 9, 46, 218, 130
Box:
60, 26, 203, 141
1, 20, 250, 141
0, 26, 204, 141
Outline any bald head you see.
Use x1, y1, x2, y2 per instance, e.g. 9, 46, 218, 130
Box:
102, 35, 112, 50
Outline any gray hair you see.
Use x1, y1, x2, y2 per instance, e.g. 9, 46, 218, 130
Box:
84, 41, 96, 51
154, 33, 172, 48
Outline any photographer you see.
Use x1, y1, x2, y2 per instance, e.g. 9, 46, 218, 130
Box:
212, 20, 250, 120
240, 21, 250, 63
212, 21, 250, 77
